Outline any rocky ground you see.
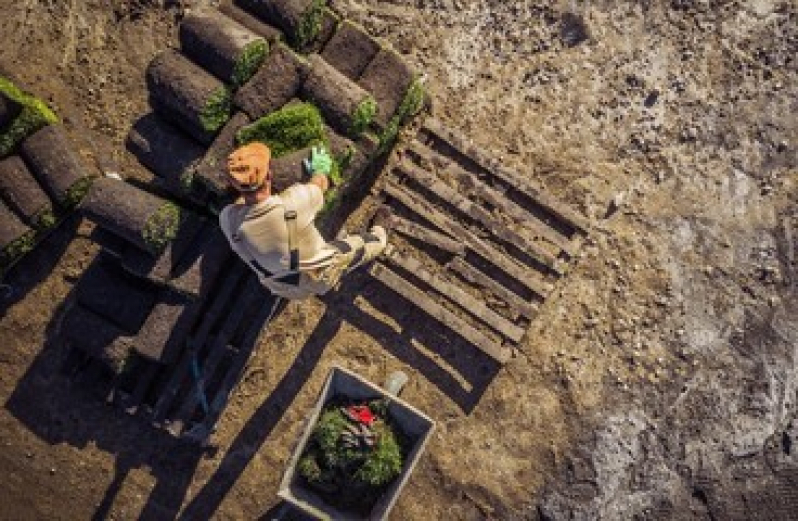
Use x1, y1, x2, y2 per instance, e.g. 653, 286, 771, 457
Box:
0, 0, 796, 520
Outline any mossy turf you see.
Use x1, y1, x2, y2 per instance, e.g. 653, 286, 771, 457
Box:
64, 177, 94, 208
350, 97, 376, 137
0, 77, 58, 158
378, 76, 425, 155
0, 229, 36, 272
295, 0, 326, 50
199, 86, 233, 133
232, 40, 268, 90
235, 102, 327, 157
142, 202, 181, 254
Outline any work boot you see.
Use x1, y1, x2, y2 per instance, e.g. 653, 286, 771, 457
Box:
369, 205, 394, 233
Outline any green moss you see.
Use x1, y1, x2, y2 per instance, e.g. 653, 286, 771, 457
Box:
350, 97, 376, 137
335, 144, 355, 172
354, 422, 403, 486
314, 408, 350, 454
142, 202, 181, 254
236, 102, 326, 158
295, 0, 326, 50
64, 177, 93, 208
0, 77, 59, 158
232, 39, 268, 90
179, 168, 196, 191
0, 229, 35, 269
298, 453, 323, 482
199, 86, 233, 133
33, 208, 56, 230
378, 76, 425, 155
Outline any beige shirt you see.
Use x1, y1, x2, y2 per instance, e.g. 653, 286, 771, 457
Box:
219, 183, 334, 283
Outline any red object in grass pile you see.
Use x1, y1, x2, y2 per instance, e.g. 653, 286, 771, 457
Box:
346, 405, 376, 426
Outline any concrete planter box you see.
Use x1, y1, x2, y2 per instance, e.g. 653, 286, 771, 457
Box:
278, 366, 435, 520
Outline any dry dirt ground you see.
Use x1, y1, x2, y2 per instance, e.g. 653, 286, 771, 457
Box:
1, 0, 797, 520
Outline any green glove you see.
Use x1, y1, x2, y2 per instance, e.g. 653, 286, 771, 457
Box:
307, 145, 332, 176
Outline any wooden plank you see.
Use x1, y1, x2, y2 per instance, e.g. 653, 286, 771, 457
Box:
182, 294, 282, 444
422, 118, 591, 234
385, 251, 526, 343
382, 182, 553, 299
448, 256, 538, 320
407, 140, 579, 257
150, 264, 248, 423
168, 282, 265, 432
370, 262, 511, 363
392, 214, 465, 256
394, 160, 559, 273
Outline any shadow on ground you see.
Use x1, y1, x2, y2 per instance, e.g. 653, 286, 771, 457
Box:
180, 269, 501, 519
6, 250, 502, 520
0, 214, 81, 319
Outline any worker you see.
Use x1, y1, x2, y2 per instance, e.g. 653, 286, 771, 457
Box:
219, 142, 392, 299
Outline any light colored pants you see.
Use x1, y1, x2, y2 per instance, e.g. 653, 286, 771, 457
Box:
265, 226, 388, 299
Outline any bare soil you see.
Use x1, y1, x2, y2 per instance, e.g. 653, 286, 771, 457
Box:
0, 1, 796, 520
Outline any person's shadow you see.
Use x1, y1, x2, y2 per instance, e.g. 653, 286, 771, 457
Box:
6, 242, 501, 521
178, 268, 502, 519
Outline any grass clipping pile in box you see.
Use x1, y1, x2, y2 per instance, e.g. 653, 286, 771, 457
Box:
298, 398, 406, 512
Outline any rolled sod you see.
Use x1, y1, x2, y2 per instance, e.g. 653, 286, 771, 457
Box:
306, 7, 339, 54
0, 200, 34, 269
195, 111, 251, 196
19, 124, 94, 208
167, 223, 233, 299
75, 259, 157, 333
0, 93, 21, 129
321, 20, 380, 80
61, 304, 134, 374
0, 77, 58, 158
236, 0, 326, 49
126, 112, 204, 195
146, 50, 233, 145
357, 47, 415, 128
133, 289, 198, 363
121, 211, 206, 285
302, 54, 376, 138
220, 0, 283, 42
0, 155, 54, 229
81, 177, 183, 256
180, 8, 268, 89
270, 146, 310, 191
327, 127, 377, 182
234, 44, 307, 120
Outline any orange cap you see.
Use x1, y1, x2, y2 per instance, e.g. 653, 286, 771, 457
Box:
227, 142, 271, 192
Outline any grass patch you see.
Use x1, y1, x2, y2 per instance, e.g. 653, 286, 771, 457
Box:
33, 208, 56, 231
0, 77, 59, 158
179, 168, 196, 192
298, 400, 405, 496
232, 39, 268, 90
64, 177, 94, 208
335, 144, 355, 172
0, 229, 36, 271
236, 102, 327, 158
295, 0, 326, 50
350, 97, 376, 137
378, 76, 426, 155
199, 86, 233, 133
142, 202, 181, 254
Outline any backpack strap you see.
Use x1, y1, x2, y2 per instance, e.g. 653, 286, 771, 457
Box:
222, 199, 302, 286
